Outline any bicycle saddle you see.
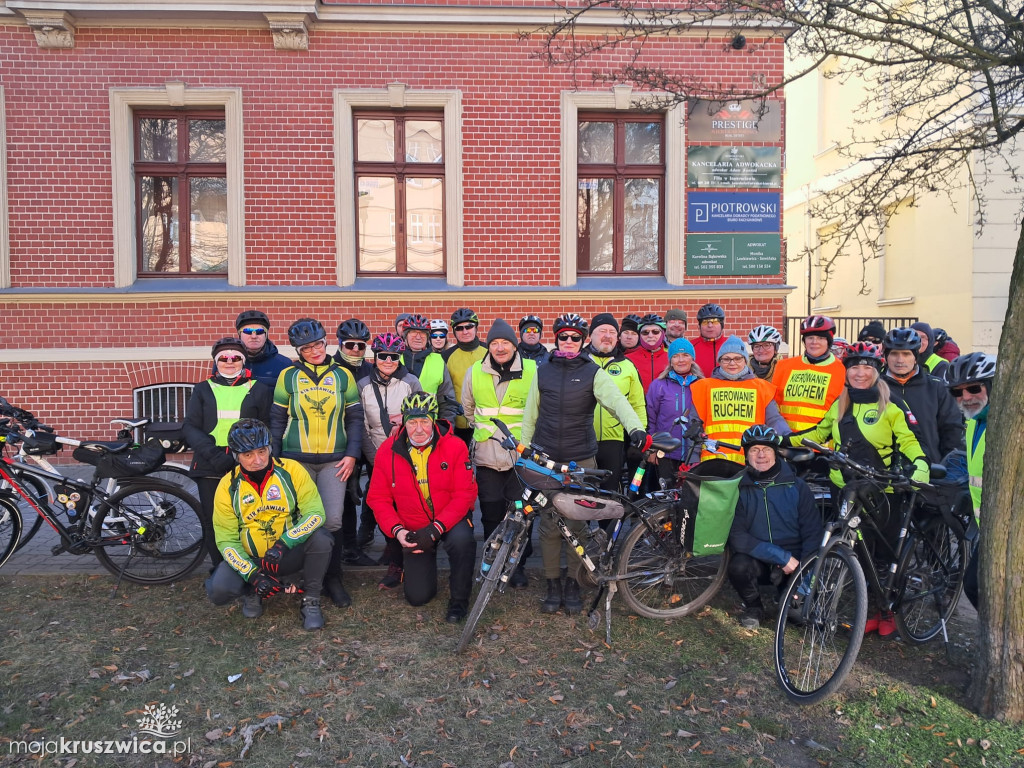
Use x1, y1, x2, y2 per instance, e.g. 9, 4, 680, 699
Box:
76, 440, 132, 454
111, 418, 149, 429
649, 432, 681, 454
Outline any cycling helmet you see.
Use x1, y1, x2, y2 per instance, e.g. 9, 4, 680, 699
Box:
800, 314, 836, 340
844, 341, 884, 369
620, 313, 643, 333
288, 318, 326, 348
638, 312, 666, 330
552, 312, 588, 336
235, 310, 270, 330
371, 332, 406, 354
741, 424, 783, 452
748, 325, 781, 345
831, 337, 850, 360
883, 327, 921, 353
403, 313, 431, 334
211, 336, 245, 359
227, 418, 272, 455
696, 303, 726, 323
944, 352, 996, 388
933, 328, 949, 351
336, 318, 370, 342
401, 392, 439, 422
519, 314, 543, 332
451, 308, 479, 326
429, 319, 449, 333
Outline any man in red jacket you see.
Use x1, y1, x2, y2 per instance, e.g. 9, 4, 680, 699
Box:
365, 393, 479, 623
690, 302, 728, 375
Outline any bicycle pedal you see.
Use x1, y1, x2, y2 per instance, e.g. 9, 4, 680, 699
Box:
51, 543, 69, 556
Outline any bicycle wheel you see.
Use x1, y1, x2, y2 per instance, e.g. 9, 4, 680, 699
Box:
90, 479, 208, 584
893, 516, 968, 644
0, 497, 24, 569
9, 473, 50, 552
774, 545, 867, 705
456, 524, 518, 654
147, 462, 198, 501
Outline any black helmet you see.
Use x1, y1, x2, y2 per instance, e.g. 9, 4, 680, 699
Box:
944, 352, 996, 389
638, 313, 666, 330
844, 341, 884, 369
933, 328, 949, 351
235, 310, 270, 331
288, 318, 326, 348
519, 314, 543, 332
451, 308, 479, 326
403, 313, 431, 334
883, 327, 921, 353
741, 424, 783, 452
336, 318, 370, 343
552, 313, 588, 336
227, 418, 271, 455
696, 303, 725, 323
211, 336, 245, 359
620, 313, 643, 333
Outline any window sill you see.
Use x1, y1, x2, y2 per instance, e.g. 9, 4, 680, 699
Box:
877, 296, 915, 306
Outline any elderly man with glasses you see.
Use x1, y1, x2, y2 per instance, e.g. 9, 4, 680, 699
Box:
234, 310, 293, 389
443, 308, 488, 445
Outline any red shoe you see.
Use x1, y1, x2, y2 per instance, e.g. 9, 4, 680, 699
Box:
378, 563, 404, 590
864, 612, 881, 634
878, 612, 897, 638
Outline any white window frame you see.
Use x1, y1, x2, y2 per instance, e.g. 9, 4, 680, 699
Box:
0, 85, 9, 289
334, 86, 463, 286
561, 89, 685, 286
110, 85, 245, 288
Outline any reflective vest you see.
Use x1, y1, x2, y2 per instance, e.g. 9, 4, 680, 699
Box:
966, 418, 985, 520
418, 353, 446, 396
771, 355, 846, 432
209, 380, 257, 445
446, 346, 487, 429
470, 358, 536, 442
690, 377, 776, 463
923, 352, 945, 374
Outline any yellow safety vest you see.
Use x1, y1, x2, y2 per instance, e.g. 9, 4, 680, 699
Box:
470, 359, 536, 443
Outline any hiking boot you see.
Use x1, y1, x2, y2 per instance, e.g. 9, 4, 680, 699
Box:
739, 604, 765, 630
541, 578, 562, 614
300, 597, 324, 631
356, 521, 376, 548
378, 563, 404, 590
324, 575, 352, 608
341, 547, 377, 567
509, 564, 528, 589
241, 591, 263, 619
562, 577, 583, 615
445, 602, 468, 624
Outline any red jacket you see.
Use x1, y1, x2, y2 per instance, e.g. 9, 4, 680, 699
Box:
366, 420, 478, 537
690, 335, 727, 377
624, 345, 668, 393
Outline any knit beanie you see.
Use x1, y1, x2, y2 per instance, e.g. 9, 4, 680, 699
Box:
716, 335, 749, 362
590, 313, 619, 334
666, 308, 688, 324
858, 320, 886, 343
486, 318, 518, 347
667, 337, 696, 360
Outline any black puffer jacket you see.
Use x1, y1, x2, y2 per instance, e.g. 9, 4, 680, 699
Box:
530, 353, 600, 462
182, 372, 273, 478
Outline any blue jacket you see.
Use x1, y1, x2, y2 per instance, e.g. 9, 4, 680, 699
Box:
728, 460, 822, 566
245, 339, 293, 390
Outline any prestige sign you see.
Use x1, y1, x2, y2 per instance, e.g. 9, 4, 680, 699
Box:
687, 192, 781, 233
687, 146, 782, 188
688, 99, 782, 141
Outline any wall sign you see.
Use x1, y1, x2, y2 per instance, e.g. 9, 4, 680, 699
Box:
687, 191, 780, 233
687, 99, 782, 141
687, 146, 782, 188
686, 234, 781, 276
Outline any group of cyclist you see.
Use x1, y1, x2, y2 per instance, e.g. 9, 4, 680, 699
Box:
186, 303, 992, 635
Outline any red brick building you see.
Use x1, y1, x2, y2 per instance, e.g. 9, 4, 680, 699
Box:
0, 1, 789, 438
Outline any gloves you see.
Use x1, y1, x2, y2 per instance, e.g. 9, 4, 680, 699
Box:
406, 524, 442, 553
911, 458, 930, 484
629, 429, 649, 451
682, 417, 704, 441
779, 433, 793, 448
499, 434, 518, 451
260, 539, 288, 574
249, 569, 284, 598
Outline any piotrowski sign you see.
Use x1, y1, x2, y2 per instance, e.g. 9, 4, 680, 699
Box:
687, 146, 782, 188
685, 234, 781, 276
687, 99, 782, 142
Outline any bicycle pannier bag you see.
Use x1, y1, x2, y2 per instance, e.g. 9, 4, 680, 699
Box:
515, 457, 568, 491
144, 420, 189, 452
75, 438, 166, 479
23, 429, 61, 455
551, 491, 625, 521
684, 459, 744, 555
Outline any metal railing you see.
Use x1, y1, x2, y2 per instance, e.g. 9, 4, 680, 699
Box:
782, 316, 918, 345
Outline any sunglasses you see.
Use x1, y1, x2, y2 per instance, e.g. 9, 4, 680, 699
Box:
342, 341, 367, 351
240, 327, 267, 336
521, 327, 540, 334
700, 319, 722, 326
430, 332, 447, 339
950, 384, 984, 398
640, 328, 663, 336
376, 352, 401, 363
216, 354, 244, 364
556, 333, 583, 343
454, 323, 476, 332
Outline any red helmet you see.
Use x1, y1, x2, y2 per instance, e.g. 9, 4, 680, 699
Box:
800, 315, 836, 340
844, 341, 883, 369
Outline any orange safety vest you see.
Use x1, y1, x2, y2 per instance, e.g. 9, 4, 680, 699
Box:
771, 356, 846, 432
690, 377, 776, 463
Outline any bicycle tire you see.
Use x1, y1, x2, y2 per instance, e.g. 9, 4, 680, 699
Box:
893, 515, 968, 644
90, 479, 208, 584
456, 533, 516, 654
617, 506, 728, 619
146, 462, 198, 501
10, 473, 50, 552
774, 545, 867, 705
0, 497, 23, 569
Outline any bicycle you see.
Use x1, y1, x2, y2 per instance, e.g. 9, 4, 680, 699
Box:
772, 439, 969, 704
456, 420, 743, 653
0, 405, 209, 590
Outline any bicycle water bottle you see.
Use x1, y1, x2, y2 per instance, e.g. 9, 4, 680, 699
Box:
628, 465, 646, 494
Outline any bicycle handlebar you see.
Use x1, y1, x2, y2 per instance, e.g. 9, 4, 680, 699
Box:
800, 439, 920, 490
491, 418, 613, 481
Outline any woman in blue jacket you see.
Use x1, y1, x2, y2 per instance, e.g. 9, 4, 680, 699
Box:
644, 337, 704, 480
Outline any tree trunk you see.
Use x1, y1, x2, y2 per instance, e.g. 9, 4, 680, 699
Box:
969, 220, 1024, 722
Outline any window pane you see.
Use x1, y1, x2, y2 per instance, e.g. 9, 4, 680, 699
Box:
577, 178, 614, 272
140, 176, 179, 272
357, 176, 397, 272
623, 178, 660, 271
625, 122, 662, 164
406, 177, 444, 273
578, 122, 614, 164
405, 121, 443, 163
357, 119, 395, 162
189, 119, 226, 162
139, 119, 177, 162
189, 177, 228, 273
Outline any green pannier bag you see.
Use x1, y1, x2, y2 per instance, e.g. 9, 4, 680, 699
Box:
682, 458, 744, 555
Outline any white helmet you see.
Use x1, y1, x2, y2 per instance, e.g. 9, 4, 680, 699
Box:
748, 324, 782, 345
429, 319, 449, 332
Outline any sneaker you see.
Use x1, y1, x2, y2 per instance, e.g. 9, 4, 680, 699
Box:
241, 591, 263, 619
865, 612, 882, 634
378, 563, 404, 590
509, 564, 528, 590
300, 597, 324, 631
445, 602, 468, 624
356, 521, 376, 548
341, 547, 378, 567
877, 612, 897, 638
739, 605, 764, 630
324, 575, 352, 608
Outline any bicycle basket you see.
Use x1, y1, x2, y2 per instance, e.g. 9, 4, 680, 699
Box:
144, 420, 189, 453
515, 457, 568, 491
681, 458, 744, 555
74, 438, 166, 479
550, 491, 625, 521
23, 429, 61, 456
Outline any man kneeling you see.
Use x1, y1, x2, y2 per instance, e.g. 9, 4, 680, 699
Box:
366, 393, 478, 623
205, 418, 333, 631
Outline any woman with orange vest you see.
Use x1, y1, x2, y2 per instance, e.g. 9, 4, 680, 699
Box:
690, 336, 790, 463
771, 315, 846, 433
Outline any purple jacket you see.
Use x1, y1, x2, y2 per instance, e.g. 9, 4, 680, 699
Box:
645, 373, 699, 461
